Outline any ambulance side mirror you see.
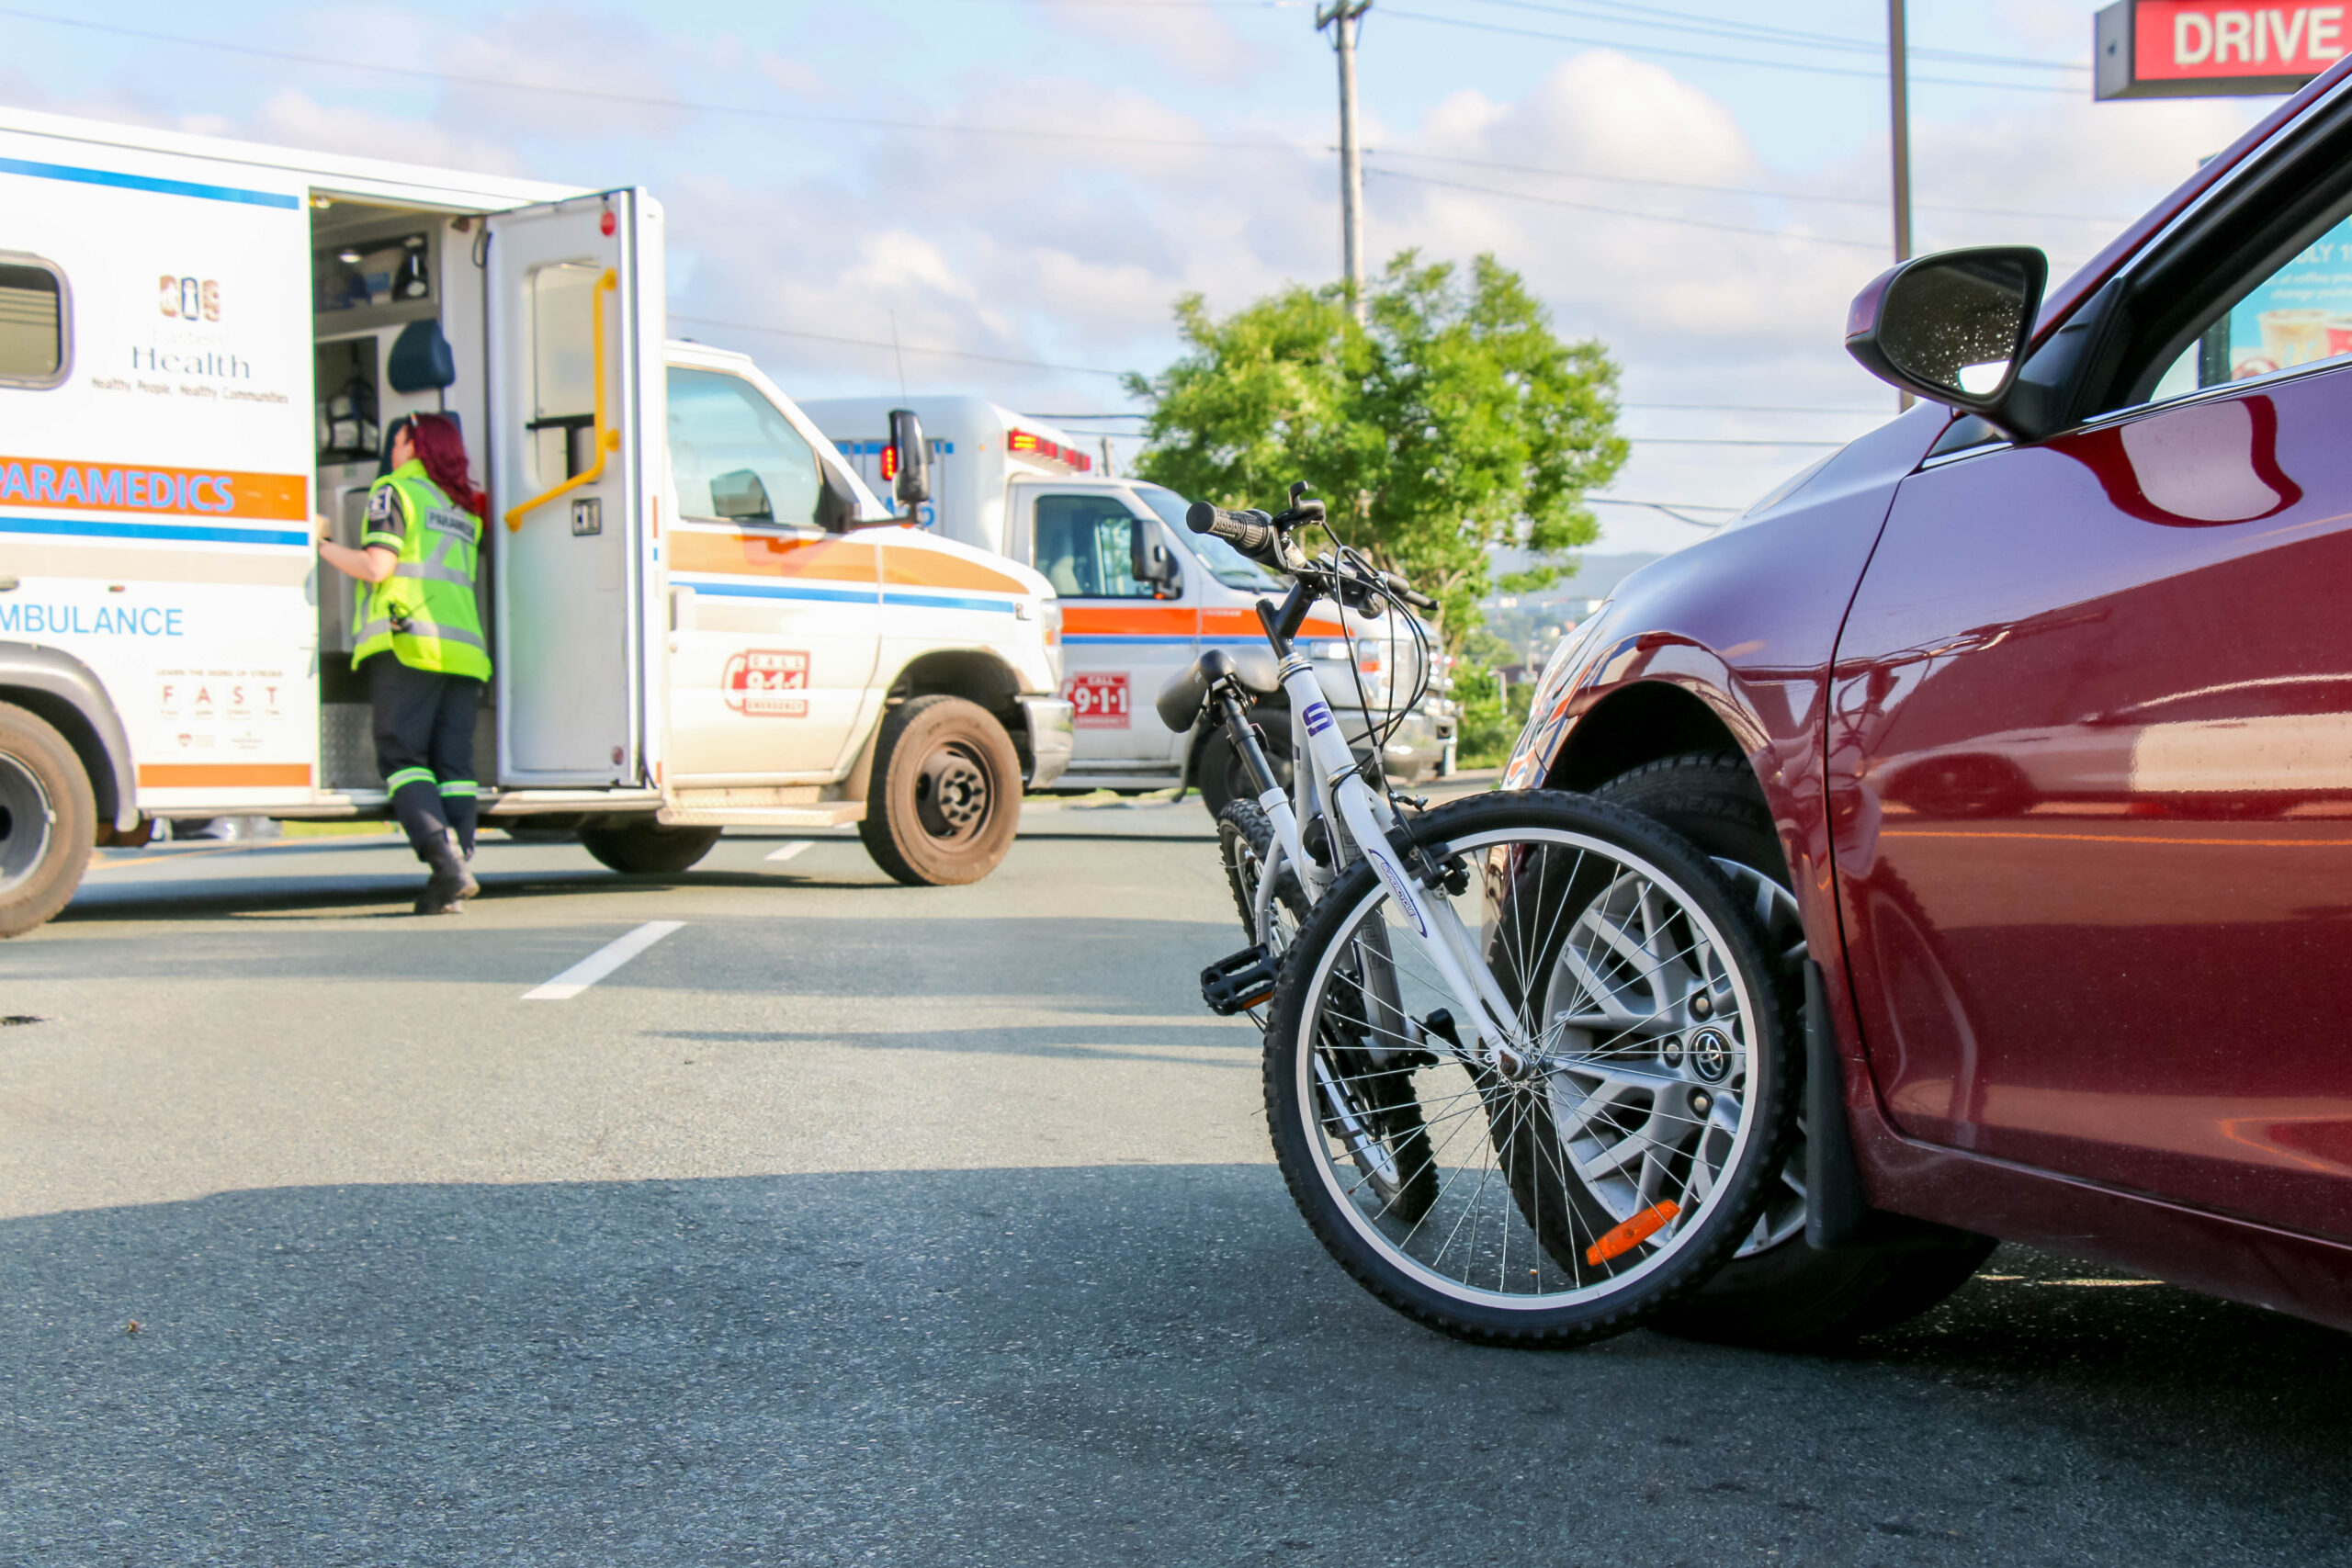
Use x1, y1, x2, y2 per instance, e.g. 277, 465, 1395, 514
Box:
1131, 522, 1182, 598
888, 408, 931, 510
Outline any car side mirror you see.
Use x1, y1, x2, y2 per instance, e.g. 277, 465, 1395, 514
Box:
888, 408, 930, 510
1846, 245, 2048, 421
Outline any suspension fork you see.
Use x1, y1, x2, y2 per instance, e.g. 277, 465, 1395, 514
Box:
1211, 684, 1309, 902
1277, 656, 1525, 1068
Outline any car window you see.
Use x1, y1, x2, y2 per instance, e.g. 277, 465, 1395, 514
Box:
0, 256, 69, 389
1132, 482, 1280, 590
667, 368, 824, 527
2140, 208, 2352, 408
1034, 494, 1156, 598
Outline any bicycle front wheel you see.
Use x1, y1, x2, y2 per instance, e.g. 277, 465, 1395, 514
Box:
1263, 790, 1796, 1346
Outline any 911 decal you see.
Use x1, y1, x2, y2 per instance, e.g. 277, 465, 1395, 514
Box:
1065, 671, 1130, 728
725, 649, 809, 716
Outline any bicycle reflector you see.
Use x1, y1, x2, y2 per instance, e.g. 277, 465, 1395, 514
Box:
1585, 1200, 1681, 1266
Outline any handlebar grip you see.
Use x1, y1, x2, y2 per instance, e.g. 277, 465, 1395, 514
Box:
1185, 501, 1277, 561
1374, 570, 1437, 612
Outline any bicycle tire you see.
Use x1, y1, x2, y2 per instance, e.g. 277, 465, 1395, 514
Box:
1263, 789, 1796, 1346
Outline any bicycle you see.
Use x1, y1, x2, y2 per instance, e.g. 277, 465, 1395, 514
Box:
1161, 485, 1800, 1346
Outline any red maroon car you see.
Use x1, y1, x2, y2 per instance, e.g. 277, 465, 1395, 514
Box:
1503, 61, 2352, 1347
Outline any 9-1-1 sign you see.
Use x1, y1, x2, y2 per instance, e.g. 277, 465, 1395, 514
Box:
2098, 0, 2348, 97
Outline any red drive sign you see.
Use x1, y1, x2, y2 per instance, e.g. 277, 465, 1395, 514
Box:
1064, 671, 1130, 729
2098, 0, 2346, 96
724, 649, 809, 716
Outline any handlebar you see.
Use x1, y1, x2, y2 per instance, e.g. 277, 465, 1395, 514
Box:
1188, 489, 1437, 616
1382, 572, 1439, 613
1184, 501, 1280, 563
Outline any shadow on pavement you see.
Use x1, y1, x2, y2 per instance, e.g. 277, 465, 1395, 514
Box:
5, 1168, 2351, 1567
5, 918, 1234, 1010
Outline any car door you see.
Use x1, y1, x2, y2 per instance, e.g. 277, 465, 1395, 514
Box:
1832, 200, 2352, 1239
662, 364, 878, 779
1015, 484, 1192, 766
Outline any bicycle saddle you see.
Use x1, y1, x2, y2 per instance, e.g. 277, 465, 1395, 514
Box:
1153, 646, 1281, 732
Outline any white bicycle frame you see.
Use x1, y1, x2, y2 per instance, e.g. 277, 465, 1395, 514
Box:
1244, 644, 1529, 1070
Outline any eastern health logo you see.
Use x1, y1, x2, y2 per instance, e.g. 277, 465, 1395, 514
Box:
158, 276, 220, 321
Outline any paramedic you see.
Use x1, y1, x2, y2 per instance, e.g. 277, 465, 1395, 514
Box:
316, 413, 492, 914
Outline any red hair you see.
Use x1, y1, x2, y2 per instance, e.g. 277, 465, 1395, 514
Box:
410, 413, 487, 521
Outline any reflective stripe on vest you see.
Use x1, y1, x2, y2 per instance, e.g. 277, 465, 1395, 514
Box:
353, 462, 492, 680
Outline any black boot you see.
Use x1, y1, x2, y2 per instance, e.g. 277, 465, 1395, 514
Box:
415, 827, 481, 915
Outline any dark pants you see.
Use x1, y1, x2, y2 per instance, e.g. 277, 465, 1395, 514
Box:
369, 657, 482, 859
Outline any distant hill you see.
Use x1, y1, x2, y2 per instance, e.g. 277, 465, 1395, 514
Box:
1478, 550, 1666, 663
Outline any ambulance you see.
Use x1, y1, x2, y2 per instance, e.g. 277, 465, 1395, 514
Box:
804, 396, 1450, 805
0, 108, 1072, 938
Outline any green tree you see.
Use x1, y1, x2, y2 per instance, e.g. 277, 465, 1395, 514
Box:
1123, 251, 1626, 644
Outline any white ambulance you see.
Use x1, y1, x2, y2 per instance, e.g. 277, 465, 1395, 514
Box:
0, 108, 1071, 937
804, 395, 1450, 804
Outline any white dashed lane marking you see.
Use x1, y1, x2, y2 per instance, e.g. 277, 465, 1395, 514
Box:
763, 842, 812, 863
523, 921, 685, 1001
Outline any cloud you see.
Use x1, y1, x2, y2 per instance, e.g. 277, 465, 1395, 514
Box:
234, 88, 533, 176
1029, 0, 1259, 77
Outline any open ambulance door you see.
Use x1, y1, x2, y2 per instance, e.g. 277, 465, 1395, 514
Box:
483, 190, 664, 787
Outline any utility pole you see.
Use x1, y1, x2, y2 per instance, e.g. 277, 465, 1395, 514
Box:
1317, 0, 1372, 323
1887, 0, 1913, 409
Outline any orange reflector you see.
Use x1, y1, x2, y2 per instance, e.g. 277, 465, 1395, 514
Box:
1585, 1201, 1680, 1266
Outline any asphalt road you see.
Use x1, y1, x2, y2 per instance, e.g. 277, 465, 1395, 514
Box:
6, 799, 2352, 1566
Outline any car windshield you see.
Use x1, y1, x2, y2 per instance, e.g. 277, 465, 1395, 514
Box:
1132, 482, 1282, 590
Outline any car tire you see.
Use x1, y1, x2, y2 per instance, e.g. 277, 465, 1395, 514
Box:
1595, 750, 1996, 1348
1195, 713, 1294, 818
859, 694, 1022, 886
579, 819, 722, 875
0, 700, 96, 940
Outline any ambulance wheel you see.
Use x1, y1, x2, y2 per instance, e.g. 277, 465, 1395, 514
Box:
860, 694, 1021, 886
0, 700, 96, 940
579, 819, 722, 875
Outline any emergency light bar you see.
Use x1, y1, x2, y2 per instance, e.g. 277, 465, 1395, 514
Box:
1006, 427, 1093, 472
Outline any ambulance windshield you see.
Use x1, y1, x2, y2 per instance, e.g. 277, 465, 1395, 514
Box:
1132, 483, 1281, 591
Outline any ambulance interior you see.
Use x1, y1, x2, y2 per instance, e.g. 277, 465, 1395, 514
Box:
308, 197, 494, 796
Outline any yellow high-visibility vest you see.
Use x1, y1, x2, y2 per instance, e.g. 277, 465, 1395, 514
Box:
353, 460, 491, 681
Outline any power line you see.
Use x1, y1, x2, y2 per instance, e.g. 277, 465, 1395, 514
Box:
1459, 0, 2089, 73
1630, 436, 1847, 447
1587, 498, 1737, 528
673, 314, 1128, 376
0, 7, 1311, 154
1363, 149, 2133, 226
1377, 8, 2077, 93
1364, 166, 1886, 249
1621, 401, 1888, 414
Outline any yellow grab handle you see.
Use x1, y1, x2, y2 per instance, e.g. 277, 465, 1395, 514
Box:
503, 266, 620, 533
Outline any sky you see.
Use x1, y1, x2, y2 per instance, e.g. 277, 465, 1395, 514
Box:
0, 0, 2283, 553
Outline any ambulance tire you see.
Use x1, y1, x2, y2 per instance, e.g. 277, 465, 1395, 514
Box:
0, 700, 96, 940
579, 819, 722, 876
859, 695, 1022, 886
